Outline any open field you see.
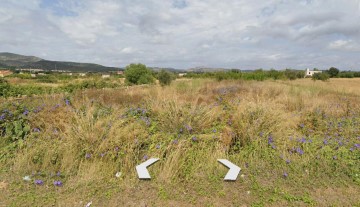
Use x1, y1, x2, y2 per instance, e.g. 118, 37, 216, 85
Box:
1, 78, 360, 206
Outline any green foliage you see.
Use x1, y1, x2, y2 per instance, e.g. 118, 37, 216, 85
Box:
312, 72, 330, 81
0, 104, 30, 142
327, 67, 339, 78
157, 70, 174, 86
185, 69, 305, 81
0, 78, 10, 96
124, 63, 154, 85
60, 80, 120, 93
339, 71, 355, 78
284, 69, 299, 80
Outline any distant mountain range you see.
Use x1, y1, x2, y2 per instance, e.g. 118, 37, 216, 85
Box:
0, 52, 242, 73
0, 52, 121, 72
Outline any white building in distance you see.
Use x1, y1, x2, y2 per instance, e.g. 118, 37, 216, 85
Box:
305, 68, 322, 77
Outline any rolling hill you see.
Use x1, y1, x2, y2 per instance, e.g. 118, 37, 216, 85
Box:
0, 52, 121, 72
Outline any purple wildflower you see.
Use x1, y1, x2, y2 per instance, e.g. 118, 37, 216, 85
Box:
65, 99, 70, 106
296, 147, 304, 155
23, 109, 29, 116
212, 129, 217, 133
173, 139, 178, 144
0, 113, 5, 121
85, 153, 92, 159
268, 135, 274, 145
300, 137, 306, 143
283, 172, 288, 178
355, 143, 360, 148
259, 132, 264, 137
299, 123, 305, 128
114, 147, 119, 152
323, 140, 328, 145
100, 152, 106, 158
56, 171, 61, 177
53, 180, 63, 187
34, 180, 44, 185
143, 155, 149, 160
33, 128, 40, 132
185, 125, 193, 132
333, 156, 337, 160
156, 144, 160, 149
192, 136, 197, 142
286, 159, 291, 164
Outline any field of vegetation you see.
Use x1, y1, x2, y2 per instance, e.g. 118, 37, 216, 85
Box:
1, 75, 360, 206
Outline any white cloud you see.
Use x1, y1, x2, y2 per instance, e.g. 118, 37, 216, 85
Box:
328, 39, 360, 52
0, 0, 360, 70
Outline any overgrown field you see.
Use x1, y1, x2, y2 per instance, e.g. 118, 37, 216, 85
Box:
1, 78, 360, 206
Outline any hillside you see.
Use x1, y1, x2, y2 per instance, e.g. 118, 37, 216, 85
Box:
0, 52, 121, 72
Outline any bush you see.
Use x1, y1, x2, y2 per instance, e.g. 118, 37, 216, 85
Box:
124, 63, 154, 85
339, 72, 354, 78
312, 73, 330, 81
284, 69, 298, 80
158, 70, 174, 86
0, 78, 11, 97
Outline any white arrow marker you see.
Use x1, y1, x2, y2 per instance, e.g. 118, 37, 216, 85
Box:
217, 159, 241, 181
136, 158, 160, 179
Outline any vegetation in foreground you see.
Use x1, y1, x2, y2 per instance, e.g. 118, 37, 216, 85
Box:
0, 78, 360, 206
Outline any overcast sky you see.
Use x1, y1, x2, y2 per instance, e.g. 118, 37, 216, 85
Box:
1, 0, 360, 70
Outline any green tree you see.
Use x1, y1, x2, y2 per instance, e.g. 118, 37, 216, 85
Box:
157, 70, 174, 86
124, 63, 154, 85
327, 67, 339, 78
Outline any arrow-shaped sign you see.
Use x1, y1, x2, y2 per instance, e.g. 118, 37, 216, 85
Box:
136, 158, 159, 179
217, 159, 241, 181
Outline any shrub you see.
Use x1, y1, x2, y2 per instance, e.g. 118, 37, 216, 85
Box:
284, 69, 298, 80
339, 72, 354, 78
124, 63, 154, 85
0, 78, 10, 97
158, 70, 174, 86
312, 72, 330, 81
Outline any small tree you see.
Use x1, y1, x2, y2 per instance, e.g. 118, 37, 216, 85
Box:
124, 63, 154, 85
327, 67, 339, 78
157, 70, 173, 86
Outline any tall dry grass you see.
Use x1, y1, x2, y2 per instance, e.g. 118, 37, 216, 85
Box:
1, 78, 360, 206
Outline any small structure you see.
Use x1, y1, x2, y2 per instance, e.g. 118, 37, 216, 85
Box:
31, 74, 36, 78
117, 71, 124, 75
178, 73, 187, 77
305, 68, 322, 77
79, 73, 86, 77
0, 70, 13, 77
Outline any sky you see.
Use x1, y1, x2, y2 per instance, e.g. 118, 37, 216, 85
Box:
0, 0, 360, 70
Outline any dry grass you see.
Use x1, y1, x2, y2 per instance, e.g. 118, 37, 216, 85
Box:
1, 78, 359, 206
